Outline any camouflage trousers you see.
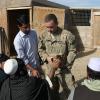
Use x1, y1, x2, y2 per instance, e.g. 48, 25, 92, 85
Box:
42, 63, 74, 100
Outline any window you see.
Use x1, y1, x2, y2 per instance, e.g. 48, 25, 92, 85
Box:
71, 9, 91, 26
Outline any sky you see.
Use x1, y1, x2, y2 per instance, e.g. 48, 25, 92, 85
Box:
49, 0, 100, 8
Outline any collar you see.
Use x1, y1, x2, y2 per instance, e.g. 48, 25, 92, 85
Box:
82, 79, 100, 91
19, 31, 26, 37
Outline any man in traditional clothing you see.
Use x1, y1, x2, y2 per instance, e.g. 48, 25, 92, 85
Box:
0, 53, 9, 88
0, 58, 51, 100
68, 57, 100, 100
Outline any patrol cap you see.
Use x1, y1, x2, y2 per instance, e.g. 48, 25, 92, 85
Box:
88, 57, 100, 72
3, 59, 18, 75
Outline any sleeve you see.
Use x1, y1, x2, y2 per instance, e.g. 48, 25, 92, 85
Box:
38, 33, 48, 63
14, 38, 29, 65
66, 32, 76, 67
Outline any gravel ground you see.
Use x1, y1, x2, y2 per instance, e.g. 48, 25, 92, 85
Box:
71, 48, 100, 82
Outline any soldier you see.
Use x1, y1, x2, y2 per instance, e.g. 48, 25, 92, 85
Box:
38, 14, 76, 100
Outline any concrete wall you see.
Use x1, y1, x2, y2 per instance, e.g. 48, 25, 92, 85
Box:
76, 26, 93, 49
0, 8, 9, 55
65, 9, 93, 51
6, 0, 31, 8
0, 0, 96, 55
0, 8, 7, 35
0, 0, 7, 33
69, 26, 93, 52
0, 0, 6, 8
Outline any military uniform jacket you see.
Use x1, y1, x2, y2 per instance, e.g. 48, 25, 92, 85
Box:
38, 27, 76, 67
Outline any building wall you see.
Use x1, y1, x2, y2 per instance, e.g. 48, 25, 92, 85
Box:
0, 8, 9, 55
76, 26, 93, 49
68, 26, 93, 52
32, 6, 65, 35
0, 0, 6, 8
6, 0, 31, 8
0, 0, 7, 33
0, 8, 8, 34
65, 9, 93, 51
0, 0, 97, 55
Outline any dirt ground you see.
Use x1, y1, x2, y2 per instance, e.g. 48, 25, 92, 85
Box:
71, 48, 100, 82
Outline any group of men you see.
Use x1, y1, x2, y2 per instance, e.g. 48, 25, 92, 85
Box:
0, 54, 51, 100
13, 14, 76, 100
0, 13, 100, 100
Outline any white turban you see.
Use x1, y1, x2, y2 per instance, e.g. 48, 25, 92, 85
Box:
88, 57, 100, 72
3, 59, 18, 75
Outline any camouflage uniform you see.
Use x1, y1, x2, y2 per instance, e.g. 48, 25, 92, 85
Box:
39, 27, 76, 100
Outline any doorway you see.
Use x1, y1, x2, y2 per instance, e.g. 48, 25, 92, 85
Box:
7, 9, 30, 56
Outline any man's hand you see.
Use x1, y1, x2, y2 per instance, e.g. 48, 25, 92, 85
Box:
26, 64, 40, 78
0, 63, 4, 69
31, 69, 40, 78
49, 57, 62, 70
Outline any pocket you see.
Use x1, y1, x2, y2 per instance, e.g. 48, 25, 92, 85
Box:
54, 41, 66, 54
45, 39, 52, 53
